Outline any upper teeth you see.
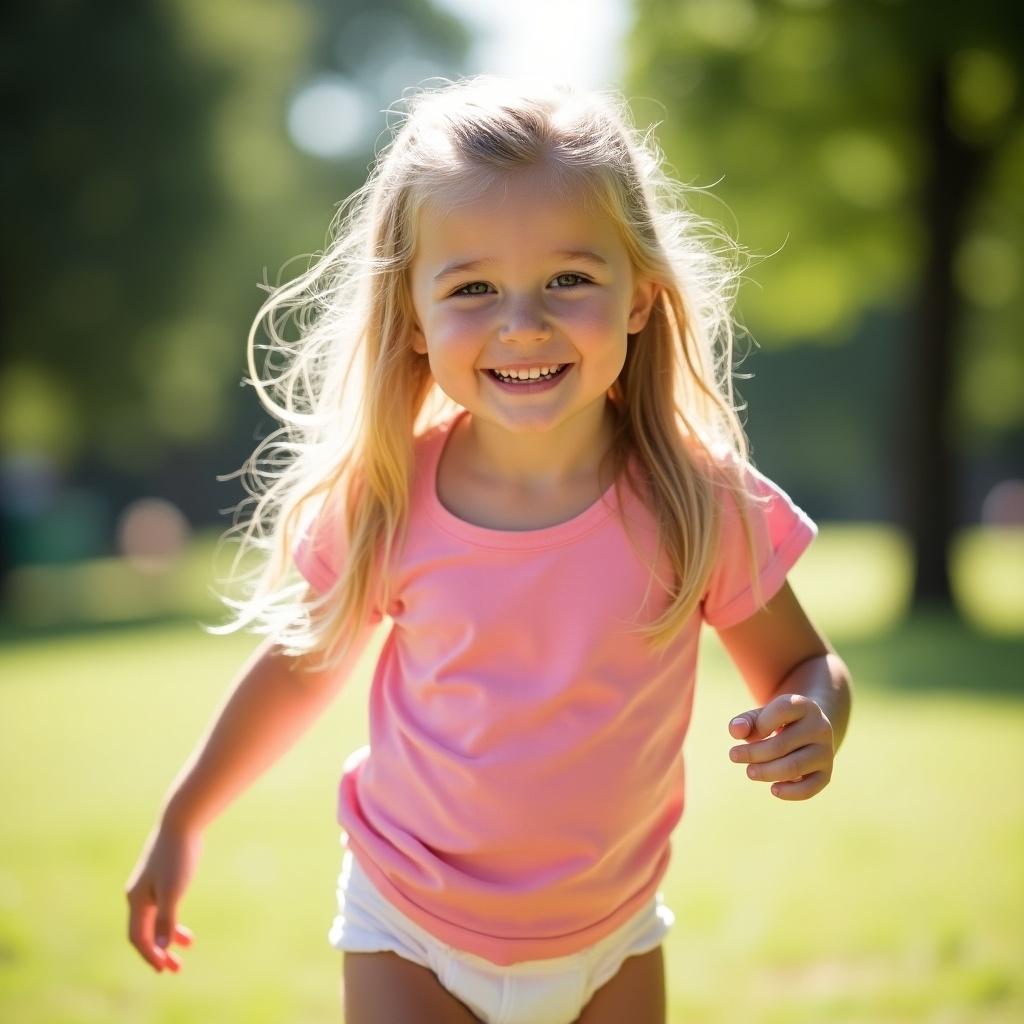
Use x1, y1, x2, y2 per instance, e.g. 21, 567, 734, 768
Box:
494, 365, 562, 380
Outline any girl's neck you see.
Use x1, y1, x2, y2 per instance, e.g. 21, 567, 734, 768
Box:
456, 400, 617, 493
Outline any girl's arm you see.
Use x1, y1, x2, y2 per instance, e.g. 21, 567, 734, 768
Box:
125, 625, 357, 973
716, 579, 853, 800
159, 633, 349, 834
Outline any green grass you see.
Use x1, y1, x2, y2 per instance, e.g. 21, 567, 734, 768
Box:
0, 525, 1021, 1022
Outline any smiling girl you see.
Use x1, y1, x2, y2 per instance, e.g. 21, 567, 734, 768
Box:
125, 75, 852, 1024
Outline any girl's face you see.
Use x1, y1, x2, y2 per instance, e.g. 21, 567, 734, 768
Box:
407, 166, 658, 438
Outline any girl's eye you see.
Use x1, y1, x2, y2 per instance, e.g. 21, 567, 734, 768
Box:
449, 272, 591, 298
452, 281, 491, 297
551, 272, 590, 288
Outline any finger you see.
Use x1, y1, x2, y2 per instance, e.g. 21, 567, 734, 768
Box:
754, 694, 816, 738
745, 744, 824, 783
156, 923, 193, 971
151, 898, 187, 972
155, 906, 181, 965
728, 713, 756, 739
128, 899, 169, 973
161, 949, 183, 972
730, 714, 820, 764
770, 771, 829, 800
728, 695, 805, 741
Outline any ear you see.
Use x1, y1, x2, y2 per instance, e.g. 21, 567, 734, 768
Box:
626, 278, 659, 335
409, 319, 427, 356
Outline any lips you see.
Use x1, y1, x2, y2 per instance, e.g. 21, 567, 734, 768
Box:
483, 362, 573, 392
486, 364, 569, 382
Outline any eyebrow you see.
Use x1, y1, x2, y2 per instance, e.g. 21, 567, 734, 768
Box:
432, 249, 610, 283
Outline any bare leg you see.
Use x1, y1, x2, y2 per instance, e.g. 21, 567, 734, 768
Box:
574, 946, 666, 1024
342, 950, 483, 1024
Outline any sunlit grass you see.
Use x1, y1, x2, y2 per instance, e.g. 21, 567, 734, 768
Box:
1, 524, 1021, 1021
952, 526, 1024, 634
673, 641, 1023, 1023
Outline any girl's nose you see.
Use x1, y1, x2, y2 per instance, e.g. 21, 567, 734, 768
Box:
498, 298, 552, 343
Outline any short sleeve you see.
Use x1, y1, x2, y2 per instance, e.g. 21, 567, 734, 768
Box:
700, 450, 818, 630
292, 495, 385, 625
293, 493, 344, 594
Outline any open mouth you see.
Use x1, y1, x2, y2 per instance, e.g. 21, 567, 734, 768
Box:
485, 363, 571, 385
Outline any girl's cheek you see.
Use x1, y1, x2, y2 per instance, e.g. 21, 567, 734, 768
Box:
432, 307, 490, 337
428, 330, 483, 366
564, 312, 620, 347
543, 297, 611, 327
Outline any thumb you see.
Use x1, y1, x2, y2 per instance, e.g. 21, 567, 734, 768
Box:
728, 709, 765, 740
155, 905, 176, 949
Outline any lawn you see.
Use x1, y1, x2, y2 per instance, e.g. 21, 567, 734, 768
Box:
0, 525, 1021, 1022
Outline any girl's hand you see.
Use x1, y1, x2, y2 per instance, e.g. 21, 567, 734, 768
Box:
727, 693, 835, 801
124, 821, 201, 973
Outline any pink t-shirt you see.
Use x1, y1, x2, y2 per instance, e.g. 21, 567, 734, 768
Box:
293, 408, 817, 965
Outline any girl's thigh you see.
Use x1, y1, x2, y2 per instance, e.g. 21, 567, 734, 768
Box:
575, 946, 666, 1024
343, 950, 483, 1024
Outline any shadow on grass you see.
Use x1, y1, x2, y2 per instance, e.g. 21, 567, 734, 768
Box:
837, 607, 1024, 699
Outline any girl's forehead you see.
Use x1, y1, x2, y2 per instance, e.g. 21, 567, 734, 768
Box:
414, 175, 619, 260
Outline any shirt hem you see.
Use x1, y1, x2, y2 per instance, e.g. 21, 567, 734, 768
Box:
346, 841, 671, 967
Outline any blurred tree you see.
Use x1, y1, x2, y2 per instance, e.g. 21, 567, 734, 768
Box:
626, 0, 1023, 612
1, 0, 231, 583
1, 0, 231, 468
0, 0, 468, 582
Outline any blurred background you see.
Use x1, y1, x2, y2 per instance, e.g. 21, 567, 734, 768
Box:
2, 1, 1021, 1022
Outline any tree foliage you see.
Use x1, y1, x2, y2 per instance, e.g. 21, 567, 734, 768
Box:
627, 0, 1023, 442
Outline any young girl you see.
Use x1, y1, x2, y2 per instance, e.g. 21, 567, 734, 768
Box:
125, 75, 852, 1024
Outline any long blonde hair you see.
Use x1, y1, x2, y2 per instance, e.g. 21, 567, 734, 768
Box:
205, 75, 768, 674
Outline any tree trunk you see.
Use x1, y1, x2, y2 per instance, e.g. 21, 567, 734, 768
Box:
901, 61, 988, 612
